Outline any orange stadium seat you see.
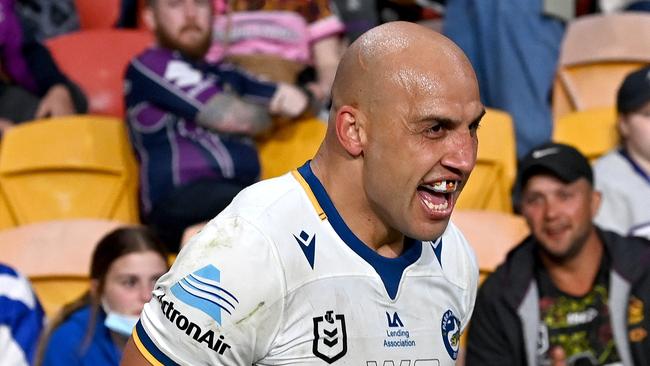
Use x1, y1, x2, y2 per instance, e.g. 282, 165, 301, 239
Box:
553, 107, 618, 162
456, 108, 517, 213
74, 0, 121, 29
257, 117, 327, 179
451, 209, 529, 282
0, 115, 140, 229
553, 13, 650, 119
0, 219, 126, 317
46, 29, 153, 117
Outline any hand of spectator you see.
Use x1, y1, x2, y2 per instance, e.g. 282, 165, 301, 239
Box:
35, 84, 76, 119
0, 118, 14, 132
269, 83, 309, 119
550, 346, 567, 366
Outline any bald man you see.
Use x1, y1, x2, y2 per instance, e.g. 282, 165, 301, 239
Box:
121, 21, 485, 365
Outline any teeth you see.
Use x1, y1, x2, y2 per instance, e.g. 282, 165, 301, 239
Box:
427, 180, 458, 193
422, 197, 449, 211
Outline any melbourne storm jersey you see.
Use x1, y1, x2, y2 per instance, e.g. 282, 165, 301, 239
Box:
134, 162, 479, 365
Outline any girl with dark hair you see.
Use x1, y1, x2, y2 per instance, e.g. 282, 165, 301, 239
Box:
37, 226, 168, 366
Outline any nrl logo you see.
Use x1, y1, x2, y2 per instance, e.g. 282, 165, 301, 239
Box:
312, 310, 348, 363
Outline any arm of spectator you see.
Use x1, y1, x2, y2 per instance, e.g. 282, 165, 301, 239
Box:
309, 35, 341, 102
127, 57, 277, 135
195, 91, 272, 135
23, 42, 88, 113
217, 65, 311, 119
34, 83, 76, 119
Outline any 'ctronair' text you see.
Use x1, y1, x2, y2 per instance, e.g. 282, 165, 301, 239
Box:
156, 293, 231, 355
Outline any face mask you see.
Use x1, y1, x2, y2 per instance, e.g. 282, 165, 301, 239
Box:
102, 300, 140, 337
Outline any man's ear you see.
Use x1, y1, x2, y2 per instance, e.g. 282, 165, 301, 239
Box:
90, 279, 100, 298
143, 6, 156, 32
334, 105, 364, 156
590, 189, 602, 219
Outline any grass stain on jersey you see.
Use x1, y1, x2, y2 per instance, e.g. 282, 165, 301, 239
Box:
236, 302, 265, 325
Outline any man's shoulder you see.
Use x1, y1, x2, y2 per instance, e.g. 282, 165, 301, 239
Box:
480, 237, 537, 296
223, 173, 305, 220
127, 47, 182, 79
594, 150, 627, 175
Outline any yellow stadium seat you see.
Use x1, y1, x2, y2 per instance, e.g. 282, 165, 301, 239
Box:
257, 117, 327, 179
451, 209, 529, 283
0, 219, 126, 317
553, 13, 650, 119
0, 115, 140, 229
456, 108, 517, 213
553, 107, 618, 162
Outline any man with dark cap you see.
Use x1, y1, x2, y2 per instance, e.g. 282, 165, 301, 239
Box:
594, 66, 650, 239
466, 142, 650, 366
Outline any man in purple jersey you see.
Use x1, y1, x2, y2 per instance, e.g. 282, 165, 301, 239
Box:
125, 0, 312, 252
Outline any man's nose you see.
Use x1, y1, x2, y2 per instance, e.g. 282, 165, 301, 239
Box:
184, 1, 199, 19
440, 129, 477, 175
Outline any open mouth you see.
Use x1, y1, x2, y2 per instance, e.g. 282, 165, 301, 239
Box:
417, 180, 459, 213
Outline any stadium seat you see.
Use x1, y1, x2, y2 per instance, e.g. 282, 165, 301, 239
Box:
456, 108, 517, 213
553, 107, 618, 162
257, 117, 327, 179
451, 210, 529, 282
74, 0, 121, 29
553, 13, 650, 119
46, 29, 153, 117
0, 115, 140, 229
0, 219, 126, 317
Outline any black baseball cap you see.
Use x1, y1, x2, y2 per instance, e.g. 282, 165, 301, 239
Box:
517, 142, 593, 191
617, 66, 650, 114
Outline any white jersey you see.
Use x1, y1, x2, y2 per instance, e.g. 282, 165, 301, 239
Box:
134, 163, 479, 365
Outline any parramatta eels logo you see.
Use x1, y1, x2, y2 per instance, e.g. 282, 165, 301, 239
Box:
170, 264, 239, 325
441, 309, 461, 360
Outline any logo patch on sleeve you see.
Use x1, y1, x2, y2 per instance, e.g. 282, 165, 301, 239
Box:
441, 309, 461, 360
170, 264, 238, 325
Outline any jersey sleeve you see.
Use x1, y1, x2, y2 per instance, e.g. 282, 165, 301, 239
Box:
133, 215, 286, 365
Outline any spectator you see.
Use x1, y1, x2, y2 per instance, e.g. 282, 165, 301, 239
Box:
16, 0, 79, 41
126, 0, 311, 251
37, 227, 168, 366
0, 262, 45, 366
466, 142, 650, 365
0, 0, 86, 133
208, 0, 344, 106
594, 66, 650, 239
444, 0, 566, 158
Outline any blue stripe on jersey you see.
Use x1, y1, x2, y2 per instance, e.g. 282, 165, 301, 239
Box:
0, 264, 18, 276
135, 321, 179, 366
0, 265, 44, 365
297, 162, 422, 300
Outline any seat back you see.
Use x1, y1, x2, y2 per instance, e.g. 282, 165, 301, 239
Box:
257, 117, 327, 179
0, 115, 140, 229
0, 219, 126, 317
553, 13, 650, 119
74, 0, 121, 29
456, 108, 517, 213
46, 29, 153, 117
451, 210, 529, 283
553, 107, 618, 162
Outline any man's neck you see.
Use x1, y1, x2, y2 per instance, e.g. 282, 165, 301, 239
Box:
541, 229, 604, 297
310, 156, 406, 257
